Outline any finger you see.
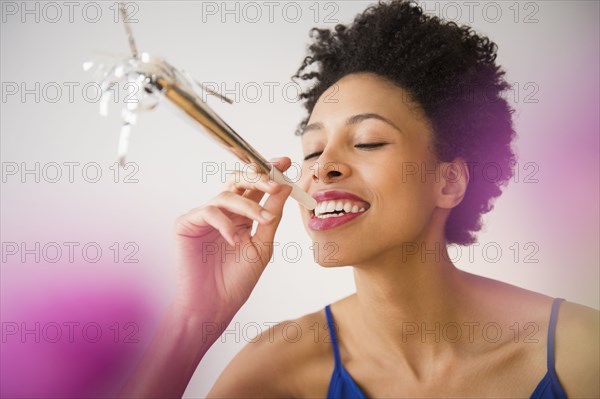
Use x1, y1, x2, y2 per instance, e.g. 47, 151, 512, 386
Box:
174, 205, 244, 246
238, 183, 293, 281
266, 157, 292, 172
242, 157, 293, 203
223, 170, 282, 199
252, 183, 293, 252
224, 157, 293, 204
209, 191, 278, 225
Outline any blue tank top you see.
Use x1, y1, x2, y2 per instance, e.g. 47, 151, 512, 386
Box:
325, 297, 567, 399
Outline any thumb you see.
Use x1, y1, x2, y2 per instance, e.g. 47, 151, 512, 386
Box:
267, 156, 292, 177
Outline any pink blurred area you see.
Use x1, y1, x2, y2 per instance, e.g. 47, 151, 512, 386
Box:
516, 60, 599, 247
1, 266, 162, 398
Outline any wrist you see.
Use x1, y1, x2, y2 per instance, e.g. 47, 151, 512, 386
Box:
165, 302, 234, 350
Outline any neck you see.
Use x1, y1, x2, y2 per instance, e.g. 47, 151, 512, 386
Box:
349, 227, 471, 374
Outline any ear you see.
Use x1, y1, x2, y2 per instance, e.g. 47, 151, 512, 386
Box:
436, 158, 469, 209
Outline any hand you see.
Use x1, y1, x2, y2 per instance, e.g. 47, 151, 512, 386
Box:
172, 157, 293, 323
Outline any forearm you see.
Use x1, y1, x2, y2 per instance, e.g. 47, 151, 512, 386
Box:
119, 304, 229, 398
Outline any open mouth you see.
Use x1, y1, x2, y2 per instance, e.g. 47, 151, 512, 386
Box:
311, 200, 371, 219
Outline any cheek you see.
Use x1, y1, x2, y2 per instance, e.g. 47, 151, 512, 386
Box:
372, 168, 437, 237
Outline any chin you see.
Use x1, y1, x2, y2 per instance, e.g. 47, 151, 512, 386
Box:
310, 240, 354, 268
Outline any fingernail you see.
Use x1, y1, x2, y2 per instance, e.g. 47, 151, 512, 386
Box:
261, 210, 276, 221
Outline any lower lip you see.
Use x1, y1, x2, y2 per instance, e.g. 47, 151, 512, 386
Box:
308, 210, 367, 231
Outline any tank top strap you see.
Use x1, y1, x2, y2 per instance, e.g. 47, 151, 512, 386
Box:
325, 304, 342, 368
546, 298, 565, 376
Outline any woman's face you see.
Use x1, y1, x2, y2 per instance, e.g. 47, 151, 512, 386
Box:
297, 72, 446, 268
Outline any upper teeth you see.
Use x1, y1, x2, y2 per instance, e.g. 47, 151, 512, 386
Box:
314, 200, 366, 218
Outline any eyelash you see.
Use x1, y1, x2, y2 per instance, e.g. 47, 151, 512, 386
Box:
303, 143, 387, 161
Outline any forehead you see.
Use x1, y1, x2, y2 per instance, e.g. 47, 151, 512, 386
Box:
306, 72, 424, 129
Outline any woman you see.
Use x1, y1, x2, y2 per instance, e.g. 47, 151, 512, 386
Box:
121, 1, 599, 397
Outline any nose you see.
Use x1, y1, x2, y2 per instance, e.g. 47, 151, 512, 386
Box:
310, 148, 352, 184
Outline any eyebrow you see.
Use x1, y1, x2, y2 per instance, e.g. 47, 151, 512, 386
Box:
300, 113, 403, 136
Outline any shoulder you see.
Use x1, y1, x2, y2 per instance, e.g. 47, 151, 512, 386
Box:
206, 307, 334, 398
554, 300, 600, 397
458, 272, 598, 393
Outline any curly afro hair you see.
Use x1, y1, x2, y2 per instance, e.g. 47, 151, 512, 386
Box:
292, 0, 517, 246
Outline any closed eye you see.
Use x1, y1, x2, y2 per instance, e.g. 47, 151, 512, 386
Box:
304, 151, 323, 161
303, 143, 388, 161
354, 143, 387, 149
